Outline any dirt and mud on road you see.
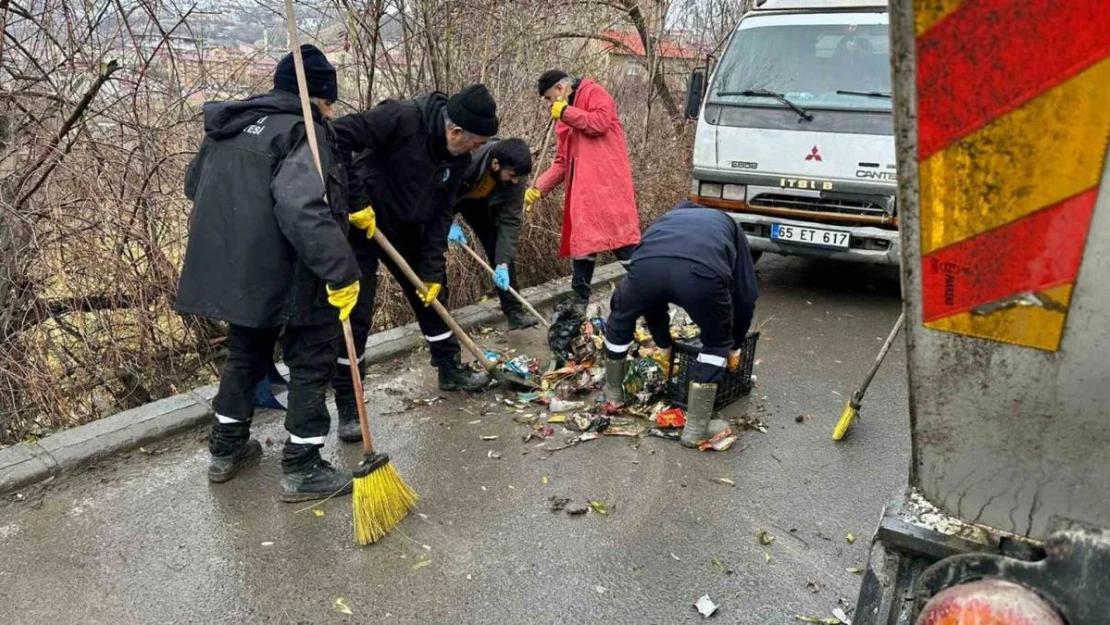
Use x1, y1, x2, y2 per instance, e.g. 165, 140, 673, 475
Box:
0, 256, 909, 624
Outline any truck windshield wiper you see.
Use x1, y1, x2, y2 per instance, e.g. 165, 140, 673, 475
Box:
835, 90, 892, 99
716, 89, 814, 122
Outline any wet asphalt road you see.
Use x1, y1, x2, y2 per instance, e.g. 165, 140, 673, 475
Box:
0, 255, 908, 624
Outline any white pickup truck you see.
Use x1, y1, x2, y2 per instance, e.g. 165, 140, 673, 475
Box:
685, 0, 897, 265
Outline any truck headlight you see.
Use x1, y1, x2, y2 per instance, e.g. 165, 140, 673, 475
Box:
723, 184, 746, 201
699, 182, 723, 198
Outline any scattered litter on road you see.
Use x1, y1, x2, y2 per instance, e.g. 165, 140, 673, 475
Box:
542, 475, 549, 485
487, 450, 502, 460
333, 597, 354, 615
846, 532, 857, 544
694, 594, 719, 618
713, 477, 736, 487
650, 428, 681, 441
468, 419, 481, 425
566, 504, 588, 516
833, 608, 852, 624
409, 396, 444, 407
261, 541, 274, 547
566, 413, 610, 433
589, 500, 609, 516
547, 415, 567, 424
671, 553, 682, 561
549, 398, 585, 412
764, 552, 772, 564
807, 579, 820, 593
794, 615, 841, 624
655, 407, 686, 428
412, 559, 431, 570
480, 435, 499, 441
313, 509, 324, 518
699, 429, 739, 451
711, 557, 734, 575
795, 415, 805, 423
595, 584, 608, 595
549, 496, 570, 512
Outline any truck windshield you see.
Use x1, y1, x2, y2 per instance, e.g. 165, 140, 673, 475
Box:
709, 16, 891, 112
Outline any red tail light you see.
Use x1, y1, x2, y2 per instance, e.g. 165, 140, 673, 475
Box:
916, 579, 1064, 625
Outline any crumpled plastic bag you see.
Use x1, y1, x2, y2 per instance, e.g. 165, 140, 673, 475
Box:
622, 357, 666, 405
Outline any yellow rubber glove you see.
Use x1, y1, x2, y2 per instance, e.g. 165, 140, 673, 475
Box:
326, 281, 360, 321
550, 99, 568, 120
524, 187, 542, 212
418, 282, 441, 307
728, 349, 742, 372
348, 206, 376, 239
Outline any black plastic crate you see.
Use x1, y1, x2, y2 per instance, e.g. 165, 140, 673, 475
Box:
664, 332, 759, 411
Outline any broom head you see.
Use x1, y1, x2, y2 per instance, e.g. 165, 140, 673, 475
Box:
832, 400, 858, 441
353, 452, 418, 545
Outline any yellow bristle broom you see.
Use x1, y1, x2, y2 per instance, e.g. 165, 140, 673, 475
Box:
283, 0, 417, 544
833, 311, 904, 441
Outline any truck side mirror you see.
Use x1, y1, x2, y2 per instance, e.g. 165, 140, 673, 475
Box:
685, 68, 707, 120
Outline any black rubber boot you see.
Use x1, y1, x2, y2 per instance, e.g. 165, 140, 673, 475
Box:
208, 420, 262, 483
280, 443, 353, 503
438, 357, 491, 392
506, 307, 539, 330
335, 394, 363, 443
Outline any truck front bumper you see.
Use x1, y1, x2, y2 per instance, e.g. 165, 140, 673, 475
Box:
728, 212, 901, 266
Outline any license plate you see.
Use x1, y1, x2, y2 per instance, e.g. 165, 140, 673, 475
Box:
770, 223, 850, 249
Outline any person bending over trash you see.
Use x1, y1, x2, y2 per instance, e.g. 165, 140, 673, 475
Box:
601, 201, 759, 448
329, 84, 499, 443
448, 137, 537, 330
175, 45, 361, 500
526, 70, 641, 303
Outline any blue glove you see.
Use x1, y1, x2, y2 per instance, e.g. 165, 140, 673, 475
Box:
448, 222, 468, 245
493, 264, 510, 291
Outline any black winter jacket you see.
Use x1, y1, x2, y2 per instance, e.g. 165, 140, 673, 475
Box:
631, 201, 760, 347
333, 93, 471, 283
453, 139, 525, 267
175, 90, 360, 328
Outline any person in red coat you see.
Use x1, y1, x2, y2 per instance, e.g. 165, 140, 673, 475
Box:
526, 70, 642, 303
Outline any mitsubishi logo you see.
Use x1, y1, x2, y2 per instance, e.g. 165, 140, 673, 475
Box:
805, 146, 822, 162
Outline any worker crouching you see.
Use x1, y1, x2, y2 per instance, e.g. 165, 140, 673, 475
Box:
601, 202, 759, 447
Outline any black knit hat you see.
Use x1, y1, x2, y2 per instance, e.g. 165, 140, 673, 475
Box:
447, 84, 499, 136
274, 44, 338, 102
537, 69, 568, 96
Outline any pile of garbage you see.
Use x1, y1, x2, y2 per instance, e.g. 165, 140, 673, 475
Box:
485, 303, 744, 453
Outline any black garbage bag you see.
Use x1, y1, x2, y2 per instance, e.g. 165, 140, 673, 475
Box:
548, 296, 587, 364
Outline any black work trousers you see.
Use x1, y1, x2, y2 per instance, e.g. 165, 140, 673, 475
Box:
603, 257, 732, 384
571, 245, 635, 301
333, 221, 459, 398
457, 204, 521, 315
212, 322, 339, 452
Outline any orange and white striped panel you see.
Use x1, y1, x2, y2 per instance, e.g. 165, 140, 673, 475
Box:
915, 0, 1110, 351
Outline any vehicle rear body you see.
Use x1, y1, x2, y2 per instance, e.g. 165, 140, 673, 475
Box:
688, 0, 897, 265
856, 0, 1110, 623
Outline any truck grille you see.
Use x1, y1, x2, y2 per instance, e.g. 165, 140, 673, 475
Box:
749, 193, 890, 217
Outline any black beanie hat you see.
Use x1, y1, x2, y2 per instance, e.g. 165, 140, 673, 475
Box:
537, 69, 568, 96
447, 84, 499, 137
274, 44, 338, 102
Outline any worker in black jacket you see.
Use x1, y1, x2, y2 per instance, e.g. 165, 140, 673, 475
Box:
601, 201, 759, 448
330, 85, 498, 442
448, 137, 537, 329
176, 45, 361, 500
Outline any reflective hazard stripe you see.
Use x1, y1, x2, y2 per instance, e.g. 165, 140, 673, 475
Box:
696, 353, 727, 368
604, 338, 633, 354
289, 434, 326, 446
425, 331, 453, 342
337, 353, 366, 366
216, 414, 245, 424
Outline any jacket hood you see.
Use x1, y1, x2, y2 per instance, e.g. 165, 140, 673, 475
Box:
413, 92, 450, 157
202, 90, 309, 140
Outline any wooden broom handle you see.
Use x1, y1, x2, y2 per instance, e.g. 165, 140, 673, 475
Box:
284, 0, 375, 453
456, 241, 550, 328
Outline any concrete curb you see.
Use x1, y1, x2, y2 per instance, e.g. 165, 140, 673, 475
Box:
0, 262, 626, 494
